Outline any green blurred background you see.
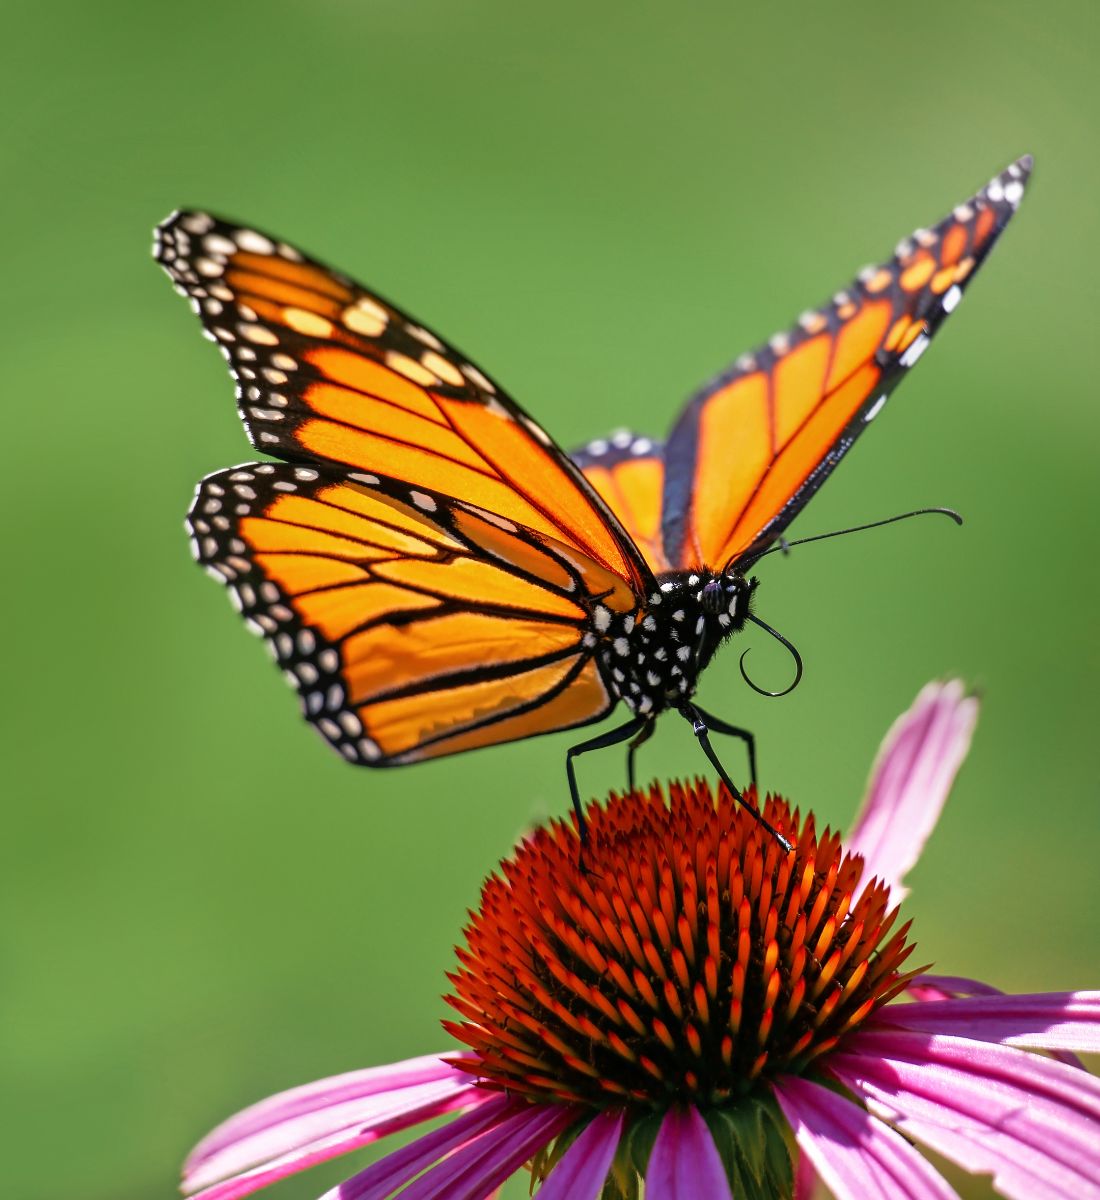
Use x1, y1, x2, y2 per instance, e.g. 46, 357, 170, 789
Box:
2, 2, 1096, 1197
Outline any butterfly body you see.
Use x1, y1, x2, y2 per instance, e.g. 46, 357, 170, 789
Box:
597, 570, 756, 717
158, 155, 1031, 824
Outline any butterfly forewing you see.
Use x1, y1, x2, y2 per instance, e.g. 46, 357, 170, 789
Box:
187, 463, 620, 764
155, 211, 652, 592
660, 155, 1032, 571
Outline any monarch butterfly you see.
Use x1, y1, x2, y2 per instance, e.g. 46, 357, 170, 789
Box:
157, 156, 1030, 839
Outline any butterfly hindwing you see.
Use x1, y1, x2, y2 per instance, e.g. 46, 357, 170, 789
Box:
570, 430, 670, 574
156, 211, 652, 593
660, 155, 1032, 571
188, 463, 624, 765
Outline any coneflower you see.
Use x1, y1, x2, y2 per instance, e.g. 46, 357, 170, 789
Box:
181, 683, 1100, 1200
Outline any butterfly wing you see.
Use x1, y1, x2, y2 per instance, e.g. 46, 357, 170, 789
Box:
187, 463, 630, 764
155, 211, 652, 594
660, 155, 1033, 571
570, 431, 670, 573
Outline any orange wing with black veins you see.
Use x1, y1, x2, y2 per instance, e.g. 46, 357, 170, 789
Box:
660, 155, 1033, 571
186, 464, 624, 765
155, 211, 652, 595
570, 431, 670, 574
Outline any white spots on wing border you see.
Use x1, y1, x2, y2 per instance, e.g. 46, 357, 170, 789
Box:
184, 465, 386, 765
863, 394, 887, 423
899, 332, 930, 368
461, 362, 496, 394
235, 229, 276, 255
573, 429, 661, 465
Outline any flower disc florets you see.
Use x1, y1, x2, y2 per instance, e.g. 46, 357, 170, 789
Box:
445, 780, 917, 1108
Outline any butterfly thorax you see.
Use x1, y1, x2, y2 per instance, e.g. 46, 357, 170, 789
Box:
596, 571, 757, 717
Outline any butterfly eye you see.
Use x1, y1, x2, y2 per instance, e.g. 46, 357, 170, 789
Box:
701, 579, 726, 614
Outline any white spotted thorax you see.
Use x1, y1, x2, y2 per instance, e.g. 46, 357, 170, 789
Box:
595, 571, 757, 715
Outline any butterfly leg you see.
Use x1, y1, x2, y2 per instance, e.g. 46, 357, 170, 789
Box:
681, 704, 792, 853
626, 719, 657, 792
566, 715, 650, 843
688, 703, 757, 786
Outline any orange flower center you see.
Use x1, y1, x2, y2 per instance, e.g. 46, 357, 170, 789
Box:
445, 781, 917, 1108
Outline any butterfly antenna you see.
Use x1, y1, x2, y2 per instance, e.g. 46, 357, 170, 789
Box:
739, 613, 804, 698
735, 506, 962, 572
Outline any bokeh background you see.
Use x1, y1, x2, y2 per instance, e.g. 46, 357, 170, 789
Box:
2, 2, 1097, 1197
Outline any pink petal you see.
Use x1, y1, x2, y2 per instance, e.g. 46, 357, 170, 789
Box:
185, 1053, 468, 1179
538, 1110, 624, 1200
902, 976, 1087, 1070
774, 1075, 959, 1200
646, 1106, 733, 1200
904, 974, 1004, 1002
831, 1030, 1100, 1199
847, 680, 978, 902
877, 990, 1100, 1053
185, 1078, 485, 1200
320, 1094, 515, 1200
399, 1100, 573, 1200
792, 1150, 819, 1200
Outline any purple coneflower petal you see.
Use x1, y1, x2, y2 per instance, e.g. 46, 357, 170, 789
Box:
847, 680, 977, 902
792, 1150, 819, 1200
185, 1053, 468, 1180
831, 1030, 1100, 1199
646, 1105, 733, 1200
320, 1094, 517, 1200
901, 976, 1088, 1069
538, 1110, 624, 1200
398, 1100, 573, 1200
904, 974, 1003, 1002
774, 1075, 959, 1200
185, 1077, 484, 1200
879, 990, 1100, 1053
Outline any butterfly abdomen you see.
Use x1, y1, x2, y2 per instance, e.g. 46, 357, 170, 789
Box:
598, 571, 754, 715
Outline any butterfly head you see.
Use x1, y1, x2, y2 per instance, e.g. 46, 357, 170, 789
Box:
701, 573, 756, 622
601, 571, 760, 717
692, 572, 758, 680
